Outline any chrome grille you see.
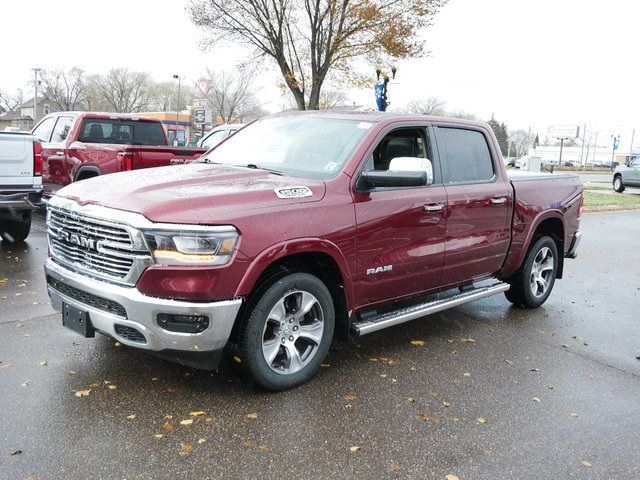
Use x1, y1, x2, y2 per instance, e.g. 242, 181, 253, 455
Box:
47, 206, 135, 281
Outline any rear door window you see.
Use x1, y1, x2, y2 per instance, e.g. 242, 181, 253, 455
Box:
32, 117, 57, 143
201, 129, 228, 149
133, 122, 167, 146
50, 116, 75, 143
79, 119, 133, 144
436, 127, 495, 183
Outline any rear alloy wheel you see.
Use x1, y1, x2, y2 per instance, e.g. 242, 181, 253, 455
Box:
505, 236, 558, 309
238, 273, 334, 390
613, 175, 625, 193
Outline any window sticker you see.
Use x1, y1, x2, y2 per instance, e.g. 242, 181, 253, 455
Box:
357, 122, 373, 129
323, 161, 338, 171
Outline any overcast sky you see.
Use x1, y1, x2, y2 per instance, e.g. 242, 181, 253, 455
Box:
2, 0, 639, 146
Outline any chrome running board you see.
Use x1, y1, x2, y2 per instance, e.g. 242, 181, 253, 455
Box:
351, 282, 510, 336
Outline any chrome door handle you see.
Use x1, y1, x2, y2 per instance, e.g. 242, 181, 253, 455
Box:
424, 203, 444, 212
490, 197, 507, 205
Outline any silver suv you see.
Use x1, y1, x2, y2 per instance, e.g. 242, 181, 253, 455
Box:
613, 158, 640, 192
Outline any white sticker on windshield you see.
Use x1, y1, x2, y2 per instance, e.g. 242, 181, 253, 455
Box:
324, 161, 338, 171
274, 186, 313, 199
357, 122, 373, 129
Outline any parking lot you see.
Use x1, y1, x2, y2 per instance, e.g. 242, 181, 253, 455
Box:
0, 210, 638, 479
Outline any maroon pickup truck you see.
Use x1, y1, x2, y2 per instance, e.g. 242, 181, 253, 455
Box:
44, 112, 583, 390
31, 112, 206, 197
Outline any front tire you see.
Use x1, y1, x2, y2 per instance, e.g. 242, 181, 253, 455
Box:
613, 175, 625, 193
505, 236, 558, 309
237, 272, 335, 391
0, 213, 32, 243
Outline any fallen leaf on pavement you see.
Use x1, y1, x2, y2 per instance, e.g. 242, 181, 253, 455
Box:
504, 359, 514, 365
482, 449, 493, 456
463, 372, 471, 377
0, 278, 7, 285
570, 412, 579, 417
407, 397, 416, 403
533, 397, 541, 402
344, 395, 357, 401
233, 356, 242, 364
10, 450, 22, 456
531, 368, 540, 372
581, 460, 592, 468
389, 463, 400, 470
443, 401, 451, 408
39, 361, 47, 366
410, 340, 426, 346
246, 413, 258, 419
477, 417, 487, 424
259, 445, 269, 452
68, 370, 77, 375
21, 382, 28, 387
74, 390, 90, 397
163, 422, 175, 431
197, 438, 206, 444
154, 434, 164, 439
461, 338, 475, 343
89, 383, 101, 388
126, 414, 136, 420
243, 440, 255, 448
547, 385, 554, 390
179, 419, 193, 426
108, 385, 117, 390
114, 342, 121, 347
418, 413, 430, 421
190, 411, 206, 417
179, 444, 193, 456
445, 475, 459, 480
349, 445, 361, 452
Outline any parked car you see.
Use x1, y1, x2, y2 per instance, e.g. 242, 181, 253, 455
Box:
44, 112, 583, 390
613, 157, 640, 192
0, 132, 43, 242
197, 124, 246, 149
31, 112, 207, 197
503, 157, 516, 167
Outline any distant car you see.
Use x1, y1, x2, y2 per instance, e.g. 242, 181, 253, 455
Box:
197, 124, 246, 149
503, 157, 516, 167
515, 157, 527, 169
613, 158, 640, 192
3, 126, 22, 132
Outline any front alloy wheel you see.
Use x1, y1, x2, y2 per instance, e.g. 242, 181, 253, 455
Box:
237, 272, 335, 390
529, 246, 554, 298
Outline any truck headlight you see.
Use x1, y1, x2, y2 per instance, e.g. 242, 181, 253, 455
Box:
143, 228, 238, 266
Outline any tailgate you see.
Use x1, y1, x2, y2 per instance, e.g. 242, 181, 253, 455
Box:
134, 146, 207, 169
0, 133, 35, 187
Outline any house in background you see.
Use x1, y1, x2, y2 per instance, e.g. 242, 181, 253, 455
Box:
0, 97, 82, 131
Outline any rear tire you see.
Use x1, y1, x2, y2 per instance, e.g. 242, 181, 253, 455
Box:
237, 272, 335, 391
505, 236, 558, 309
0, 213, 32, 243
613, 175, 625, 193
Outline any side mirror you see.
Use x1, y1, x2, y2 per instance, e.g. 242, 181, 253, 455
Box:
361, 170, 428, 188
388, 157, 434, 184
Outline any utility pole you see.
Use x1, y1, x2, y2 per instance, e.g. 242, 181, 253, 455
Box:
32, 67, 41, 124
173, 74, 181, 146
592, 132, 598, 167
579, 123, 586, 166
629, 128, 635, 164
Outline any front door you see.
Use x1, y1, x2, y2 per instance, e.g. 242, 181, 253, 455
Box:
353, 126, 447, 308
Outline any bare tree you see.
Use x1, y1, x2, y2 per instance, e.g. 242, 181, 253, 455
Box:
285, 88, 348, 110
509, 129, 535, 157
39, 67, 86, 111
447, 110, 477, 120
406, 97, 446, 115
148, 81, 193, 112
0, 89, 24, 112
203, 69, 260, 123
189, 0, 446, 110
93, 68, 152, 113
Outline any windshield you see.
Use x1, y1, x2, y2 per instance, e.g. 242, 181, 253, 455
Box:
201, 116, 372, 180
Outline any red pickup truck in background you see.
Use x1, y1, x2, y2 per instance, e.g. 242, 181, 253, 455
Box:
44, 112, 583, 391
31, 112, 206, 196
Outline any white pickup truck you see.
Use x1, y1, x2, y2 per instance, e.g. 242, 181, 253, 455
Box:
0, 132, 44, 242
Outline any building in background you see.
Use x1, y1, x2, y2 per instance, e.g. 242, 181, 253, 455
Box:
138, 111, 194, 146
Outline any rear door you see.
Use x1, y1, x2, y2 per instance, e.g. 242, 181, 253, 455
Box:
434, 125, 512, 286
353, 125, 447, 307
626, 158, 640, 186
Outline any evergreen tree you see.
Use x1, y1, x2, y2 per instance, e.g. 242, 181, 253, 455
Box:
487, 115, 509, 156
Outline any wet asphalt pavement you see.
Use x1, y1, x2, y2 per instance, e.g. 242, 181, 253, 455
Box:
1, 211, 639, 480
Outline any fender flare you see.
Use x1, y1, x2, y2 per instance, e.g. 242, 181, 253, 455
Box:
75, 165, 101, 181
234, 238, 355, 311
505, 209, 566, 278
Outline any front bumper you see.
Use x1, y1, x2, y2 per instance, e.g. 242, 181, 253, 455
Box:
45, 258, 242, 361
566, 230, 582, 259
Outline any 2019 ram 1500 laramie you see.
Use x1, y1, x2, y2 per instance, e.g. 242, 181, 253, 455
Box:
31, 112, 206, 197
44, 112, 583, 390
1, 132, 43, 242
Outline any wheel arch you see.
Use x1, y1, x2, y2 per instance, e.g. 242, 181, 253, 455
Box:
75, 166, 101, 181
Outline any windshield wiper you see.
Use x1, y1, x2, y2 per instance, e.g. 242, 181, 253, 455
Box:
243, 164, 283, 176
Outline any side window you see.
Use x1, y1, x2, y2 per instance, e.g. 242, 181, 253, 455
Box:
50, 116, 74, 143
202, 129, 228, 149
79, 120, 133, 144
133, 122, 167, 146
632, 158, 640, 168
436, 127, 494, 183
32, 117, 57, 142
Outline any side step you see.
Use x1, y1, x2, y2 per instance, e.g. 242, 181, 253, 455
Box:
351, 282, 510, 336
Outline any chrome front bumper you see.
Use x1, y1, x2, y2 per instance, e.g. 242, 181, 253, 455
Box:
45, 258, 242, 353
566, 230, 582, 259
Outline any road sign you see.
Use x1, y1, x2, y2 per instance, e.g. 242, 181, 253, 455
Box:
194, 109, 206, 124
549, 125, 579, 140
196, 78, 209, 96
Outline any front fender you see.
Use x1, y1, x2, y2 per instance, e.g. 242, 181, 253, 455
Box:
235, 238, 355, 311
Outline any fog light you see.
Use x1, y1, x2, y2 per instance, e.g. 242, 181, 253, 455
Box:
157, 313, 209, 333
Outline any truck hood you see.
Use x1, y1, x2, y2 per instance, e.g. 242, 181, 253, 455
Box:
56, 163, 326, 224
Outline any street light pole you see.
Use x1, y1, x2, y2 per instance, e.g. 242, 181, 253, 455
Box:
173, 74, 181, 146
32, 67, 41, 124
